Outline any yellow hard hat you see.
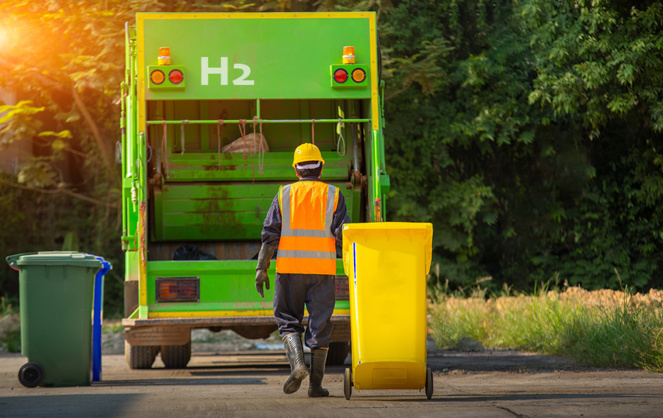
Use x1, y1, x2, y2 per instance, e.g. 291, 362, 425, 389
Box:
292, 143, 325, 167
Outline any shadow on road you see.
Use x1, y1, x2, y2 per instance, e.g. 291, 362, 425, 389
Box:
0, 394, 141, 416
440, 393, 651, 402
428, 349, 579, 373
97, 376, 268, 387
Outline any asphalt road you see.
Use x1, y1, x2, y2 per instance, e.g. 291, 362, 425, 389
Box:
1, 346, 663, 417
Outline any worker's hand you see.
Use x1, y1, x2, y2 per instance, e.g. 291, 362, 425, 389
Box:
255, 269, 270, 298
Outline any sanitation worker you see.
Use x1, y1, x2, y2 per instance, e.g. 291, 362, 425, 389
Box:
255, 143, 349, 397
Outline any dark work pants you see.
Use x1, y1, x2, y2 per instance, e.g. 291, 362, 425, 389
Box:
273, 273, 335, 349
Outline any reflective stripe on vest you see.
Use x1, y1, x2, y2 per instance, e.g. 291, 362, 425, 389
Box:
277, 181, 339, 275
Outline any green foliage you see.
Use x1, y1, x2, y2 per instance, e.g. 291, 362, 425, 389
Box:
382, 1, 663, 293
1, 296, 21, 353
3, 330, 21, 353
0, 101, 45, 146
0, 295, 17, 316
523, 0, 663, 139
551, 127, 663, 290
382, 0, 541, 287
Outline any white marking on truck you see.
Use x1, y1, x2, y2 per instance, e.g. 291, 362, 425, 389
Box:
201, 57, 254, 86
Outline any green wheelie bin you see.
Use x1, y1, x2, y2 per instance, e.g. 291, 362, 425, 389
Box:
6, 251, 102, 387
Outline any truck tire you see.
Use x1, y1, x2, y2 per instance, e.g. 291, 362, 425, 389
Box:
125, 341, 159, 369
327, 341, 350, 366
161, 341, 192, 369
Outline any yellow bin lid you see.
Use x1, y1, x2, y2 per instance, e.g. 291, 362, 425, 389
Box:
342, 222, 433, 275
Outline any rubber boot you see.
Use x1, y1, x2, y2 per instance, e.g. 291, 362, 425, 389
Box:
282, 333, 308, 394
308, 347, 329, 397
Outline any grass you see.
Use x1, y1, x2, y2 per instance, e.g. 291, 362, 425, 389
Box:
0, 295, 21, 353
2, 329, 21, 353
102, 322, 125, 335
430, 285, 663, 371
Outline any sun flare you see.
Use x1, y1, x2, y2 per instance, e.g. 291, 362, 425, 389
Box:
0, 28, 8, 50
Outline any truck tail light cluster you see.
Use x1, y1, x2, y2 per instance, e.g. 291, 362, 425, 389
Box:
331, 46, 368, 89
333, 67, 366, 84
156, 277, 200, 302
147, 47, 186, 89
335, 275, 350, 301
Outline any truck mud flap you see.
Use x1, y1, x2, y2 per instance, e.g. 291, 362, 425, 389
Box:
125, 327, 190, 346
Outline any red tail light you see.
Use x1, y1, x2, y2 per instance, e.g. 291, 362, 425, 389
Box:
156, 277, 200, 302
333, 69, 348, 84
169, 69, 184, 85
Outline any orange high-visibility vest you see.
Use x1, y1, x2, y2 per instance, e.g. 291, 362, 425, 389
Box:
277, 181, 340, 275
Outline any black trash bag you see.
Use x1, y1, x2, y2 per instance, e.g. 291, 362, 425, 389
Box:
173, 245, 217, 261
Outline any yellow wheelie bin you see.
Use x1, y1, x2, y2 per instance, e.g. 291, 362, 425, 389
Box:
341, 222, 434, 400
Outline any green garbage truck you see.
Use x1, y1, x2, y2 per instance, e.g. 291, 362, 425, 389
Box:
120, 11, 390, 369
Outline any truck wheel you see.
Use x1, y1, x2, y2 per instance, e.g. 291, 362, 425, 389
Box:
125, 341, 159, 369
327, 341, 350, 366
161, 341, 192, 369
18, 362, 44, 388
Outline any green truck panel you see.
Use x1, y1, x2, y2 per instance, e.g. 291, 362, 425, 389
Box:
140, 15, 374, 100
153, 182, 355, 241
145, 260, 349, 313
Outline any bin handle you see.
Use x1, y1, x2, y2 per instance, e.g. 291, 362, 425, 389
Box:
5, 253, 38, 271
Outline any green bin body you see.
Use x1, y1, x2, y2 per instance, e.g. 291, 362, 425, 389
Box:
7, 252, 101, 387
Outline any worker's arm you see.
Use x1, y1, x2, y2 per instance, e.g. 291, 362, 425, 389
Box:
332, 192, 351, 258
256, 195, 281, 298
261, 194, 282, 247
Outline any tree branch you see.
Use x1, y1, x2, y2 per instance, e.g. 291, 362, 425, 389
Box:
384, 80, 414, 101
0, 178, 119, 208
71, 87, 115, 174
58, 186, 119, 208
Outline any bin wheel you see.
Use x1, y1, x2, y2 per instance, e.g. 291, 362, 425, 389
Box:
18, 362, 44, 388
344, 368, 352, 400
425, 367, 433, 400
161, 341, 192, 369
125, 341, 160, 369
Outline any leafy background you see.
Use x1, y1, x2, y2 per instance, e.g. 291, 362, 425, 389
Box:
1, 0, 662, 316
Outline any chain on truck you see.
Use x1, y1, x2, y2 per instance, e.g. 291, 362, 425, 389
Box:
120, 12, 390, 369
